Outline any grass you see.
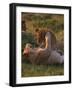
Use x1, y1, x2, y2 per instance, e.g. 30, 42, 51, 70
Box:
22, 63, 64, 77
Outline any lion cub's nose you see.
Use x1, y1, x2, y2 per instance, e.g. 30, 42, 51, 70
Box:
23, 48, 29, 57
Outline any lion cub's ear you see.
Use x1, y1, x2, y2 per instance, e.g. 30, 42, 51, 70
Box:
25, 43, 32, 48
29, 44, 32, 48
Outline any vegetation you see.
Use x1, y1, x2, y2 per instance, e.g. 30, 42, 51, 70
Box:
22, 63, 64, 77
21, 13, 64, 77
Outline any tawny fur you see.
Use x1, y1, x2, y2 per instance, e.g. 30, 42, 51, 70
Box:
35, 28, 57, 50
23, 43, 64, 65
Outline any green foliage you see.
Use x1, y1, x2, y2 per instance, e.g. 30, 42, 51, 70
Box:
22, 32, 36, 49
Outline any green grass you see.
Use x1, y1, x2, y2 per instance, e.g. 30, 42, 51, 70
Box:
21, 63, 64, 77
